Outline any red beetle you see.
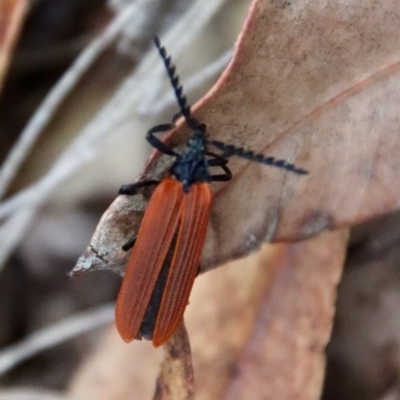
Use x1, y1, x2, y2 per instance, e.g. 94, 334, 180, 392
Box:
115, 37, 308, 347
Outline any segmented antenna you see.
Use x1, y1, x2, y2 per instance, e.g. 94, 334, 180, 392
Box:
154, 36, 199, 129
209, 140, 308, 175
154, 37, 308, 176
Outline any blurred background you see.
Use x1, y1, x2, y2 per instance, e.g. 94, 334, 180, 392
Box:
1, 1, 400, 399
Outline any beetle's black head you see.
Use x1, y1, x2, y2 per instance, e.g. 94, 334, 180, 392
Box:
170, 128, 210, 192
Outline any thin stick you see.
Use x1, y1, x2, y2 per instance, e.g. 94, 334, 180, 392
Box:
0, 304, 114, 376
0, 389, 78, 400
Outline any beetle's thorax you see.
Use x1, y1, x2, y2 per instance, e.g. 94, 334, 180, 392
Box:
170, 133, 210, 192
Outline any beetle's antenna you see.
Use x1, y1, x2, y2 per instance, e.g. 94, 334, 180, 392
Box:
154, 37, 308, 175
209, 140, 308, 175
154, 36, 201, 130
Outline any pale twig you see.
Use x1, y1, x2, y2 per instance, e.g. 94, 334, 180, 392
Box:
0, 304, 114, 376
0, 4, 138, 199
109, 0, 164, 56
0, 389, 79, 400
0, 0, 230, 270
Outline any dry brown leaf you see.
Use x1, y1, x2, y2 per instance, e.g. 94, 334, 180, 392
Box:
0, 0, 28, 92
222, 229, 347, 400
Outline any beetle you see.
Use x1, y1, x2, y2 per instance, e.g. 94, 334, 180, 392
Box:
115, 36, 308, 347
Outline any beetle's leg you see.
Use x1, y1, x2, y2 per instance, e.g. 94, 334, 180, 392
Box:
122, 236, 137, 252
119, 180, 159, 195
146, 124, 177, 155
206, 151, 232, 182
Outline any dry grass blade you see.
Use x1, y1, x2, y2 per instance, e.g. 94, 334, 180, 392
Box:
0, 304, 113, 376
0, 3, 138, 198
0, 389, 79, 400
